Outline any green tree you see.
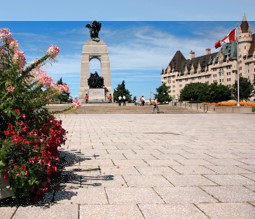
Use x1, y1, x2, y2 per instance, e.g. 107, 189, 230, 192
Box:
180, 83, 207, 102
55, 77, 71, 103
154, 83, 172, 103
113, 80, 132, 102
206, 83, 232, 102
232, 76, 254, 101
180, 82, 231, 102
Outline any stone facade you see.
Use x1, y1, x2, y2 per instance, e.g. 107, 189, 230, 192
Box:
161, 15, 255, 101
79, 39, 112, 103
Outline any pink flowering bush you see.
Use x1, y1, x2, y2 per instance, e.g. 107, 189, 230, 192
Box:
0, 28, 80, 202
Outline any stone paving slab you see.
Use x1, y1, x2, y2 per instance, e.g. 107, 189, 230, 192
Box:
80, 205, 144, 219
154, 187, 218, 203
201, 186, 255, 202
197, 203, 255, 219
204, 174, 255, 186
12, 204, 78, 219
171, 165, 216, 175
106, 187, 164, 204
1, 114, 255, 219
139, 204, 209, 219
135, 166, 179, 175
163, 175, 217, 186
123, 175, 173, 187
54, 187, 109, 204
204, 165, 252, 174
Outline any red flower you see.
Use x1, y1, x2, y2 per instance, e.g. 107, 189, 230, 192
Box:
4, 130, 10, 136
14, 109, 20, 114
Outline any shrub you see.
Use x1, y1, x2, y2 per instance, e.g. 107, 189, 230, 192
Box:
0, 28, 80, 202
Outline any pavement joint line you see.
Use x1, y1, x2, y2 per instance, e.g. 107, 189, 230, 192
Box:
193, 203, 212, 219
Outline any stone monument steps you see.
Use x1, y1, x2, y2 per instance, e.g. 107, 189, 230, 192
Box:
64, 104, 200, 114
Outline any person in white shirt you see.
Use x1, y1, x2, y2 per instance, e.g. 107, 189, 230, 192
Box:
118, 95, 122, 106
122, 95, 126, 106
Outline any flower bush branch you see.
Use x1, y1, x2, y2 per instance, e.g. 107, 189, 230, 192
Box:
0, 28, 81, 202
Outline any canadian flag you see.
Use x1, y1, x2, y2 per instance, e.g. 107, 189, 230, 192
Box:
215, 28, 236, 49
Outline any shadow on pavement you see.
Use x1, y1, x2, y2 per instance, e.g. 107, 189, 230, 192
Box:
0, 149, 114, 207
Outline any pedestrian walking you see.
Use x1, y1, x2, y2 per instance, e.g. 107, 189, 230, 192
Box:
133, 96, 137, 105
118, 95, 122, 106
152, 98, 160, 113
122, 95, 126, 106
140, 96, 145, 106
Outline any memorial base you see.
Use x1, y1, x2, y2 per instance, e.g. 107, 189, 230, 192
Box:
88, 89, 106, 102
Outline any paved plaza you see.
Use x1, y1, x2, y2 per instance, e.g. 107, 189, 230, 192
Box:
1, 113, 255, 218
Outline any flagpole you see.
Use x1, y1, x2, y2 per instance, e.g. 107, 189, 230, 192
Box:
236, 25, 240, 107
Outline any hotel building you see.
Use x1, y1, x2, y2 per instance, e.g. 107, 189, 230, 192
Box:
161, 15, 255, 101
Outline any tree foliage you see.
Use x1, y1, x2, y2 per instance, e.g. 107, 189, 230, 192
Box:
154, 83, 172, 103
232, 76, 254, 101
180, 82, 232, 102
179, 83, 207, 102
113, 80, 132, 102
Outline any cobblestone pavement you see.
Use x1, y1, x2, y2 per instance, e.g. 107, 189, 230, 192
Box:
1, 114, 255, 219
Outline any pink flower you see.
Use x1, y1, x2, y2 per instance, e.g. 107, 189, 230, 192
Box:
0, 28, 12, 40
8, 38, 19, 51
56, 84, 69, 93
46, 45, 60, 58
0, 48, 6, 54
7, 85, 15, 93
73, 99, 81, 108
12, 50, 26, 70
36, 70, 54, 87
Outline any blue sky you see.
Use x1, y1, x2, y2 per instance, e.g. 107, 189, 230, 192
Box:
1, 1, 255, 99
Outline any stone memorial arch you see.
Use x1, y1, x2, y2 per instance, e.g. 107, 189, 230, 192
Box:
79, 21, 112, 102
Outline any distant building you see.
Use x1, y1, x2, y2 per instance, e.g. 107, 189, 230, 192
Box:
161, 15, 255, 101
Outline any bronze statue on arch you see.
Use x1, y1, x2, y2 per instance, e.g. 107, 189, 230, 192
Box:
86, 20, 101, 42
